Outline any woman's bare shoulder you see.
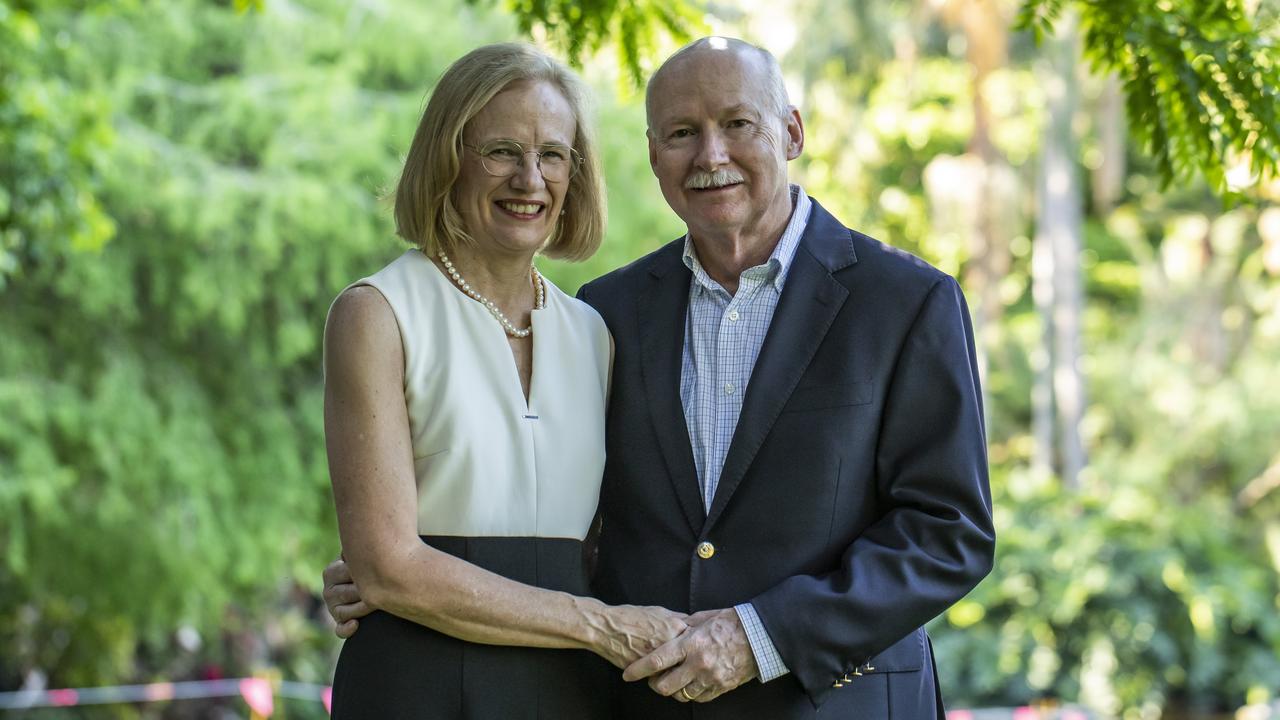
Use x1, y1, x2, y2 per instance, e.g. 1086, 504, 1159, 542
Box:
325, 285, 401, 369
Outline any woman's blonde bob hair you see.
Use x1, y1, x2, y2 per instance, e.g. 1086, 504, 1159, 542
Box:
394, 43, 605, 262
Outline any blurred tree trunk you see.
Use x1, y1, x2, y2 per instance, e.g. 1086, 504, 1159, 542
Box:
963, 0, 1014, 387
1031, 211, 1056, 480
1034, 12, 1087, 487
928, 0, 1017, 388
1091, 74, 1125, 214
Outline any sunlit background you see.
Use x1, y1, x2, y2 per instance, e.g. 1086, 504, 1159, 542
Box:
3, 0, 1280, 718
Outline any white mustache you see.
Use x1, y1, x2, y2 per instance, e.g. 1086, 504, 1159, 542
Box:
684, 169, 744, 190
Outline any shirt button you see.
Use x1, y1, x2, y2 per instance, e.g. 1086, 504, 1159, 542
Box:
696, 541, 716, 559
724, 383, 735, 395
728, 309, 740, 321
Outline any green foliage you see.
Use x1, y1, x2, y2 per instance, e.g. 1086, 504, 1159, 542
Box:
932, 193, 1280, 713
0, 1, 118, 288
934, 477, 1280, 712
1017, 0, 1280, 199
478, 0, 706, 87
237, 0, 707, 87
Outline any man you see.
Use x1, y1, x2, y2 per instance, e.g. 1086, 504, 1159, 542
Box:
326, 37, 994, 718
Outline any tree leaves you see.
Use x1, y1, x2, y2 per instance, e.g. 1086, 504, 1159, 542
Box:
1018, 0, 1280, 200
468, 0, 706, 87
0, 6, 118, 288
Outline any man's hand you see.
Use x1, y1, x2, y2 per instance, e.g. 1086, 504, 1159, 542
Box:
621, 608, 758, 703
322, 555, 373, 639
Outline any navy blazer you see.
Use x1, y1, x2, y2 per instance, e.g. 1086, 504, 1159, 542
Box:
578, 198, 995, 719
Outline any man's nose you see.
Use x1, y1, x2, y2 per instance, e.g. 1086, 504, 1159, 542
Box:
693, 130, 730, 169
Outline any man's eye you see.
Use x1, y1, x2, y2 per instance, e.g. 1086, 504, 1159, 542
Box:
669, 128, 693, 139
727, 119, 751, 129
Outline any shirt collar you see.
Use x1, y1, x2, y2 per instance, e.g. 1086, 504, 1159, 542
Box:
682, 185, 812, 293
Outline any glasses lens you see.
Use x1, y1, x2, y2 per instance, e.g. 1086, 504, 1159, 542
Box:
478, 141, 522, 177
538, 146, 573, 182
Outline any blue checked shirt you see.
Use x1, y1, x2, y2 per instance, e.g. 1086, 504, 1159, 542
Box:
679, 185, 811, 683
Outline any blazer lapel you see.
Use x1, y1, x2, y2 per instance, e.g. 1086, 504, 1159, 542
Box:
638, 245, 704, 535
705, 201, 857, 529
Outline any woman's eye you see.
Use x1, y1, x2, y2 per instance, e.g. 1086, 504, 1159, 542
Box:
541, 148, 568, 161
490, 147, 521, 158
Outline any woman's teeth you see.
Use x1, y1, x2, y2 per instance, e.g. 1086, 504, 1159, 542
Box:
499, 202, 542, 215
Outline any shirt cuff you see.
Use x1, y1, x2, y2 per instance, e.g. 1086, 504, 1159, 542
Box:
734, 603, 790, 682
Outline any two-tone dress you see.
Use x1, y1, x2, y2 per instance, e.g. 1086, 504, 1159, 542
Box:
328, 249, 612, 719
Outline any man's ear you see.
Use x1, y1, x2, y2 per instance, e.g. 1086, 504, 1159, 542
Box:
648, 132, 659, 174
784, 107, 804, 161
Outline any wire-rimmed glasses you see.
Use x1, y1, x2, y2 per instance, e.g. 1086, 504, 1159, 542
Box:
463, 140, 583, 183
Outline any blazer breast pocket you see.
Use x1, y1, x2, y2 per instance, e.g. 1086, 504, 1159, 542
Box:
782, 381, 873, 413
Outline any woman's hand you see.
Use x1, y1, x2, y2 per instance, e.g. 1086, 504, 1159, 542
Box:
323, 555, 373, 638
586, 603, 690, 669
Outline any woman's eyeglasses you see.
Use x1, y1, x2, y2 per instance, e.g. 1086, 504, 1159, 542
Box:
463, 140, 583, 183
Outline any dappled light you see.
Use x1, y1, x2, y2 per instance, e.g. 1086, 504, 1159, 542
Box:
2, 0, 1279, 717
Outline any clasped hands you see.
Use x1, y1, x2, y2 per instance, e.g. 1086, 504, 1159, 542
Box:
619, 607, 759, 703
322, 559, 758, 703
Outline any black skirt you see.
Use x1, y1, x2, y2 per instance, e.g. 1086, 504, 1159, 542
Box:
330, 536, 613, 720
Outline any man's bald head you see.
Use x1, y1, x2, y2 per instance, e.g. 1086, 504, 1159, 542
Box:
645, 37, 791, 135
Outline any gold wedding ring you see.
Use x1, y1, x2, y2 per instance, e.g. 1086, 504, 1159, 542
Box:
678, 687, 695, 702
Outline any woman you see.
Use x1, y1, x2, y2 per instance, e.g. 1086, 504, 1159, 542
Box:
323, 44, 686, 718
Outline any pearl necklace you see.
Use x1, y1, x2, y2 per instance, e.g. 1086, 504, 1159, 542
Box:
438, 251, 544, 338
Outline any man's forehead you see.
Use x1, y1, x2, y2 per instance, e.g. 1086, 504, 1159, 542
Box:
654, 100, 758, 125
652, 53, 765, 106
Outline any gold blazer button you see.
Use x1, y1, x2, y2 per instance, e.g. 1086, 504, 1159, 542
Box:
696, 541, 716, 559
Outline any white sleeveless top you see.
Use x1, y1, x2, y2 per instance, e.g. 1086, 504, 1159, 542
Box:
337, 249, 610, 540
